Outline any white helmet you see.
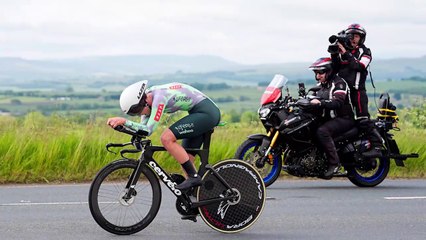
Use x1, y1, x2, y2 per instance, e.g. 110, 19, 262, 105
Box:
119, 80, 148, 116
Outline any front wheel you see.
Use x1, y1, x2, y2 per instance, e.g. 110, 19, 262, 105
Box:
88, 160, 162, 235
235, 138, 282, 187
197, 160, 266, 233
346, 157, 390, 187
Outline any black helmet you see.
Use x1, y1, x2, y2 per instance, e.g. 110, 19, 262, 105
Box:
345, 23, 366, 45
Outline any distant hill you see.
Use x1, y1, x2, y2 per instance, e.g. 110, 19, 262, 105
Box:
1, 55, 425, 86
0, 55, 242, 82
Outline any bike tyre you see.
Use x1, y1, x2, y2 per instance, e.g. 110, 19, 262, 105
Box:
235, 138, 282, 187
197, 159, 266, 233
88, 159, 161, 235
346, 156, 390, 187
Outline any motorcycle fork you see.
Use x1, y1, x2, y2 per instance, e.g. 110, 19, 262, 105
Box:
257, 130, 280, 167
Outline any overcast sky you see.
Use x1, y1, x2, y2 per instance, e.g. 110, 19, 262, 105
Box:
0, 0, 425, 64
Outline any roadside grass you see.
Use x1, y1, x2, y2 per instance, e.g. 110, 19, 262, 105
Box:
387, 121, 426, 178
0, 114, 424, 183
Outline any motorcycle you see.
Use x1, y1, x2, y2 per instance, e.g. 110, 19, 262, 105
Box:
235, 74, 418, 187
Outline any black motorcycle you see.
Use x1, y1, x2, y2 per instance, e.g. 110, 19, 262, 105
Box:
235, 74, 418, 187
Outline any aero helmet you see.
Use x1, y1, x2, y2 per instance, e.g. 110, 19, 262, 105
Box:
119, 80, 148, 116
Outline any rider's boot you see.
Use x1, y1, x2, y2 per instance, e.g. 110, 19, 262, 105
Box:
324, 163, 341, 178
176, 160, 202, 190
318, 133, 341, 178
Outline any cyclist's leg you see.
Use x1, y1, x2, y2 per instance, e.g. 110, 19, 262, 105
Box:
182, 136, 204, 174
167, 99, 220, 189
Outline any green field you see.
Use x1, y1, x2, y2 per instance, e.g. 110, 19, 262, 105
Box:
0, 79, 425, 183
1, 79, 424, 117
0, 112, 424, 184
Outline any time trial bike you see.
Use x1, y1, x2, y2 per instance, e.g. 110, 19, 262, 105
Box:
88, 125, 265, 235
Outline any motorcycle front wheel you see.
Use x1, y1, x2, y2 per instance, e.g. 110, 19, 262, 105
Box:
346, 156, 390, 187
234, 138, 282, 187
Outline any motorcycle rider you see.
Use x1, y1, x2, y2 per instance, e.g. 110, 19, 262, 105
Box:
309, 57, 356, 178
107, 81, 221, 190
329, 23, 382, 158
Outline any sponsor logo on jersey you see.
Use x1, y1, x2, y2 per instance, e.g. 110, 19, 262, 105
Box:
174, 96, 191, 102
169, 84, 182, 90
154, 104, 164, 121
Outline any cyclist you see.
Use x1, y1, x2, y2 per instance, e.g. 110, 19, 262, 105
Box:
107, 80, 221, 190
309, 57, 355, 177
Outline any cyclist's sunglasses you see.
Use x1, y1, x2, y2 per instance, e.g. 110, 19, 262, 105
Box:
127, 98, 147, 116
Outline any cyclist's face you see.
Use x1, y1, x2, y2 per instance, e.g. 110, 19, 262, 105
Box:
140, 93, 152, 115
141, 104, 151, 115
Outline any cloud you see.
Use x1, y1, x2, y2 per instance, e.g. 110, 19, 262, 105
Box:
0, 0, 425, 64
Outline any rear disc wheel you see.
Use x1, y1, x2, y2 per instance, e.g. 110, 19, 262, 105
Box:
197, 159, 266, 233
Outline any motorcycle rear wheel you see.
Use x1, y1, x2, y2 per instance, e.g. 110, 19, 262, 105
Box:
234, 139, 282, 187
346, 156, 390, 187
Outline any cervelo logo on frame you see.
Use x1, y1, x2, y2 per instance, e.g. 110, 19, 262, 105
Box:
154, 104, 164, 121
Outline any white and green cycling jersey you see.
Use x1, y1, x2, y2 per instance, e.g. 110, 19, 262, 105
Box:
124, 82, 220, 137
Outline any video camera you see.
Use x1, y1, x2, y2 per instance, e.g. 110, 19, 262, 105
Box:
328, 30, 353, 53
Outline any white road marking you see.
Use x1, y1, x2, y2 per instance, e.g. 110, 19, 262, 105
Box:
0, 201, 118, 206
0, 201, 88, 206
384, 196, 426, 200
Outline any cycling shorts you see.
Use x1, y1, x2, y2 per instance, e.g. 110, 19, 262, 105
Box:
169, 99, 220, 150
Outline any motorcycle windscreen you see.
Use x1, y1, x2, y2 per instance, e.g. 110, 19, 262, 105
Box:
260, 74, 288, 105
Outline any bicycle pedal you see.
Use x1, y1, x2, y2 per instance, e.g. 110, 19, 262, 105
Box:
181, 214, 198, 222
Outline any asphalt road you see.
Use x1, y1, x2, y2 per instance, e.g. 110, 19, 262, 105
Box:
1, 179, 425, 240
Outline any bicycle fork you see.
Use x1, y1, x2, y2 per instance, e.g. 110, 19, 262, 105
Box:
122, 151, 146, 202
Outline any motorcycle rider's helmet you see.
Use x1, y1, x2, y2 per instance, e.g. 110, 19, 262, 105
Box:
119, 80, 149, 116
309, 57, 333, 81
345, 23, 366, 45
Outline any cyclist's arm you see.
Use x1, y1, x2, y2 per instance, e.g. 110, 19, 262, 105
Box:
123, 118, 149, 133
123, 96, 167, 136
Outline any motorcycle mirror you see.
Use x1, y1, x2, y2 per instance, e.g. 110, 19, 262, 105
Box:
298, 83, 306, 97
285, 85, 290, 97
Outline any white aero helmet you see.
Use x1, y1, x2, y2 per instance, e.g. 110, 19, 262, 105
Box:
119, 80, 148, 116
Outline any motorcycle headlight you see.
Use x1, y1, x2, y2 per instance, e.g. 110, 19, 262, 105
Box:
258, 107, 271, 118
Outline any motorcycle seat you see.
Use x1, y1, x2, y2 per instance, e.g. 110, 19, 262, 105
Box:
334, 127, 358, 142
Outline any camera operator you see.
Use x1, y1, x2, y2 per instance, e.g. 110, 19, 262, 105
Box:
328, 23, 382, 158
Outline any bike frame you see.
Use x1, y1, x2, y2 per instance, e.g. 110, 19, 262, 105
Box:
118, 129, 236, 209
